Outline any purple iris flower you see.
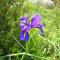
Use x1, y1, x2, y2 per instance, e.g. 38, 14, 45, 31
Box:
20, 14, 45, 41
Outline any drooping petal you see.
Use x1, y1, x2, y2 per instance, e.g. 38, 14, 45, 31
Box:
36, 25, 43, 34
25, 32, 29, 41
41, 23, 46, 29
20, 31, 29, 41
39, 27, 44, 34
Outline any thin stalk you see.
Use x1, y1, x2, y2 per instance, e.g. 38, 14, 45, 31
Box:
11, 35, 26, 50
1, 52, 51, 60
41, 33, 60, 53
21, 55, 25, 60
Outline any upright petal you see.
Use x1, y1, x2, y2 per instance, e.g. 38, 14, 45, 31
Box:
31, 14, 42, 27
20, 16, 29, 31
20, 16, 28, 24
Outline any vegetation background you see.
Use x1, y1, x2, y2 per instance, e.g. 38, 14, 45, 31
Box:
0, 0, 60, 60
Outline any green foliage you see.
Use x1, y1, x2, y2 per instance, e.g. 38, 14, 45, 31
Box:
0, 0, 60, 60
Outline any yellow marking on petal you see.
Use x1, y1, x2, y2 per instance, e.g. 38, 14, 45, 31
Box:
24, 32, 26, 37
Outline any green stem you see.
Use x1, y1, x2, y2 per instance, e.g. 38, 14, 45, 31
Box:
1, 52, 51, 60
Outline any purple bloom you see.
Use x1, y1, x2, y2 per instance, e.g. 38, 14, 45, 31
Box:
20, 14, 45, 41
20, 16, 31, 41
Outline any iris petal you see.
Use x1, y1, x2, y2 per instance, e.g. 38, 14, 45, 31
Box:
21, 16, 28, 21
20, 31, 29, 41
25, 32, 29, 41
31, 14, 42, 27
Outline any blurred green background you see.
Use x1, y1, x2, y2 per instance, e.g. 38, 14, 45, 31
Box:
0, 0, 60, 60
